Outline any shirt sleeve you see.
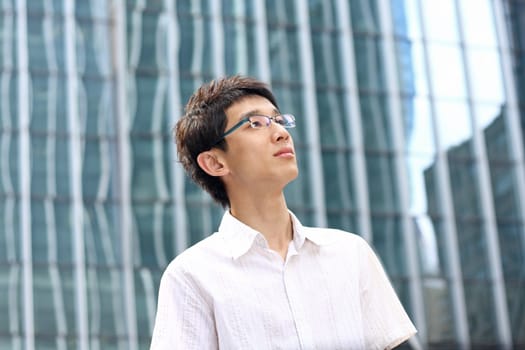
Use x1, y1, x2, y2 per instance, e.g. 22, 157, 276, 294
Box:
358, 237, 417, 350
150, 264, 218, 350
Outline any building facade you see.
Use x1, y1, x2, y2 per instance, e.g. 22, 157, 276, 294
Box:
0, 0, 524, 349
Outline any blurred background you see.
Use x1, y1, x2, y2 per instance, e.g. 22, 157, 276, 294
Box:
0, 0, 524, 349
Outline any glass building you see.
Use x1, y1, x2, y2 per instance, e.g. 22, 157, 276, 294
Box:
0, 0, 524, 349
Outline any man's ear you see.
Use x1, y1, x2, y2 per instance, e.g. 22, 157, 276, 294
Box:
196, 151, 228, 177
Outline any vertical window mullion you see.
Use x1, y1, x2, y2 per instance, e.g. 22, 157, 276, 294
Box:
113, 1, 138, 349
416, 0, 471, 347
335, 0, 372, 242
453, 0, 513, 347
164, 0, 188, 255
295, 1, 326, 227
377, 0, 427, 344
16, 0, 34, 348
254, 0, 271, 81
63, 2, 89, 350
493, 0, 525, 268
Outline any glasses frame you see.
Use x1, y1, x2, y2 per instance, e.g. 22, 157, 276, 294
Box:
212, 114, 295, 146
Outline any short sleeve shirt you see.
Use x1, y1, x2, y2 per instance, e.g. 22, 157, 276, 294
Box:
150, 211, 417, 349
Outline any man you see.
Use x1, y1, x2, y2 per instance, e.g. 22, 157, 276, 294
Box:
150, 76, 417, 349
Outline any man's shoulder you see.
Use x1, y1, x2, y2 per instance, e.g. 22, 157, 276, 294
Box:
302, 225, 367, 247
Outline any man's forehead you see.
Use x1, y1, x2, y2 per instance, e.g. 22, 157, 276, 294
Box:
225, 95, 278, 120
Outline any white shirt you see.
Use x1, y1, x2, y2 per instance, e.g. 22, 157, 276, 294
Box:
150, 211, 417, 349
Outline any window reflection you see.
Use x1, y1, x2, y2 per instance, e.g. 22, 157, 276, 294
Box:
467, 49, 505, 104
458, 0, 498, 48
434, 100, 472, 152
420, 0, 460, 43
427, 44, 467, 99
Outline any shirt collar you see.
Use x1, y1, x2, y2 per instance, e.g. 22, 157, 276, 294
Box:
218, 210, 328, 260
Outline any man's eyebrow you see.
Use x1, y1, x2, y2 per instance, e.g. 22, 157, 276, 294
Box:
239, 108, 280, 119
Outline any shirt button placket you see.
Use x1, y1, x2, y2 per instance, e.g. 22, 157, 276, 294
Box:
282, 257, 304, 350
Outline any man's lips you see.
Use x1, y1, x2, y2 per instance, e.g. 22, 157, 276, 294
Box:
274, 147, 295, 157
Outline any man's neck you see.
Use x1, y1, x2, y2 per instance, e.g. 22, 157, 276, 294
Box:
229, 194, 293, 260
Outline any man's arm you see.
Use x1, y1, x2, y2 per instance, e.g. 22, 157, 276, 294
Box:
150, 265, 218, 349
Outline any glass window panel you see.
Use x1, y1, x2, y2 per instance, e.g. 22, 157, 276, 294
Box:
223, 18, 258, 76
414, 215, 441, 275
321, 149, 355, 211
366, 154, 399, 212
77, 19, 112, 76
308, 0, 336, 29
283, 145, 313, 214
392, 0, 422, 40
458, 0, 497, 48
483, 106, 512, 161
33, 267, 55, 334
311, 31, 343, 86
467, 49, 504, 104
55, 137, 71, 197
30, 135, 49, 197
133, 202, 175, 268
76, 1, 110, 20
82, 79, 114, 137
497, 223, 525, 279
349, 0, 380, 34
407, 154, 436, 214
408, 42, 430, 97
222, 0, 255, 18
463, 280, 499, 344
177, 15, 214, 76
135, 269, 160, 340
420, 0, 460, 43
457, 220, 490, 278
405, 97, 436, 155
0, 9, 16, 71
434, 100, 472, 153
83, 202, 121, 266
427, 44, 466, 99
395, 39, 417, 96
423, 277, 457, 344
131, 137, 166, 200
489, 162, 521, 221
353, 36, 385, 92
268, 28, 301, 83
55, 202, 74, 263
0, 198, 20, 262
371, 216, 406, 276
429, 219, 453, 277
86, 268, 126, 339
265, 0, 297, 26
185, 202, 219, 245
448, 159, 482, 218
0, 265, 22, 335
31, 200, 49, 263
27, 16, 48, 70
422, 164, 442, 217
506, 277, 525, 344
83, 139, 108, 199
360, 94, 393, 151
326, 211, 357, 234
316, 90, 349, 146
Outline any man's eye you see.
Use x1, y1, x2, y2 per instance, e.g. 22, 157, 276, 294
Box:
250, 120, 264, 128
275, 116, 286, 125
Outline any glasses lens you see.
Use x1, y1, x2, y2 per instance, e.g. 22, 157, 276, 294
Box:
249, 115, 271, 129
280, 114, 295, 128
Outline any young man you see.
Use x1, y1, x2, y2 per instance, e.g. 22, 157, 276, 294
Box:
150, 76, 417, 349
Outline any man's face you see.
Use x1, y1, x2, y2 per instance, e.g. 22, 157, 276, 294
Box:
219, 95, 298, 190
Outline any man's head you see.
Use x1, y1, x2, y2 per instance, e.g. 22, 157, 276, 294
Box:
175, 76, 280, 207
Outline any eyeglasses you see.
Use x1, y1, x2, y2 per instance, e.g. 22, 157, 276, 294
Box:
213, 114, 296, 145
